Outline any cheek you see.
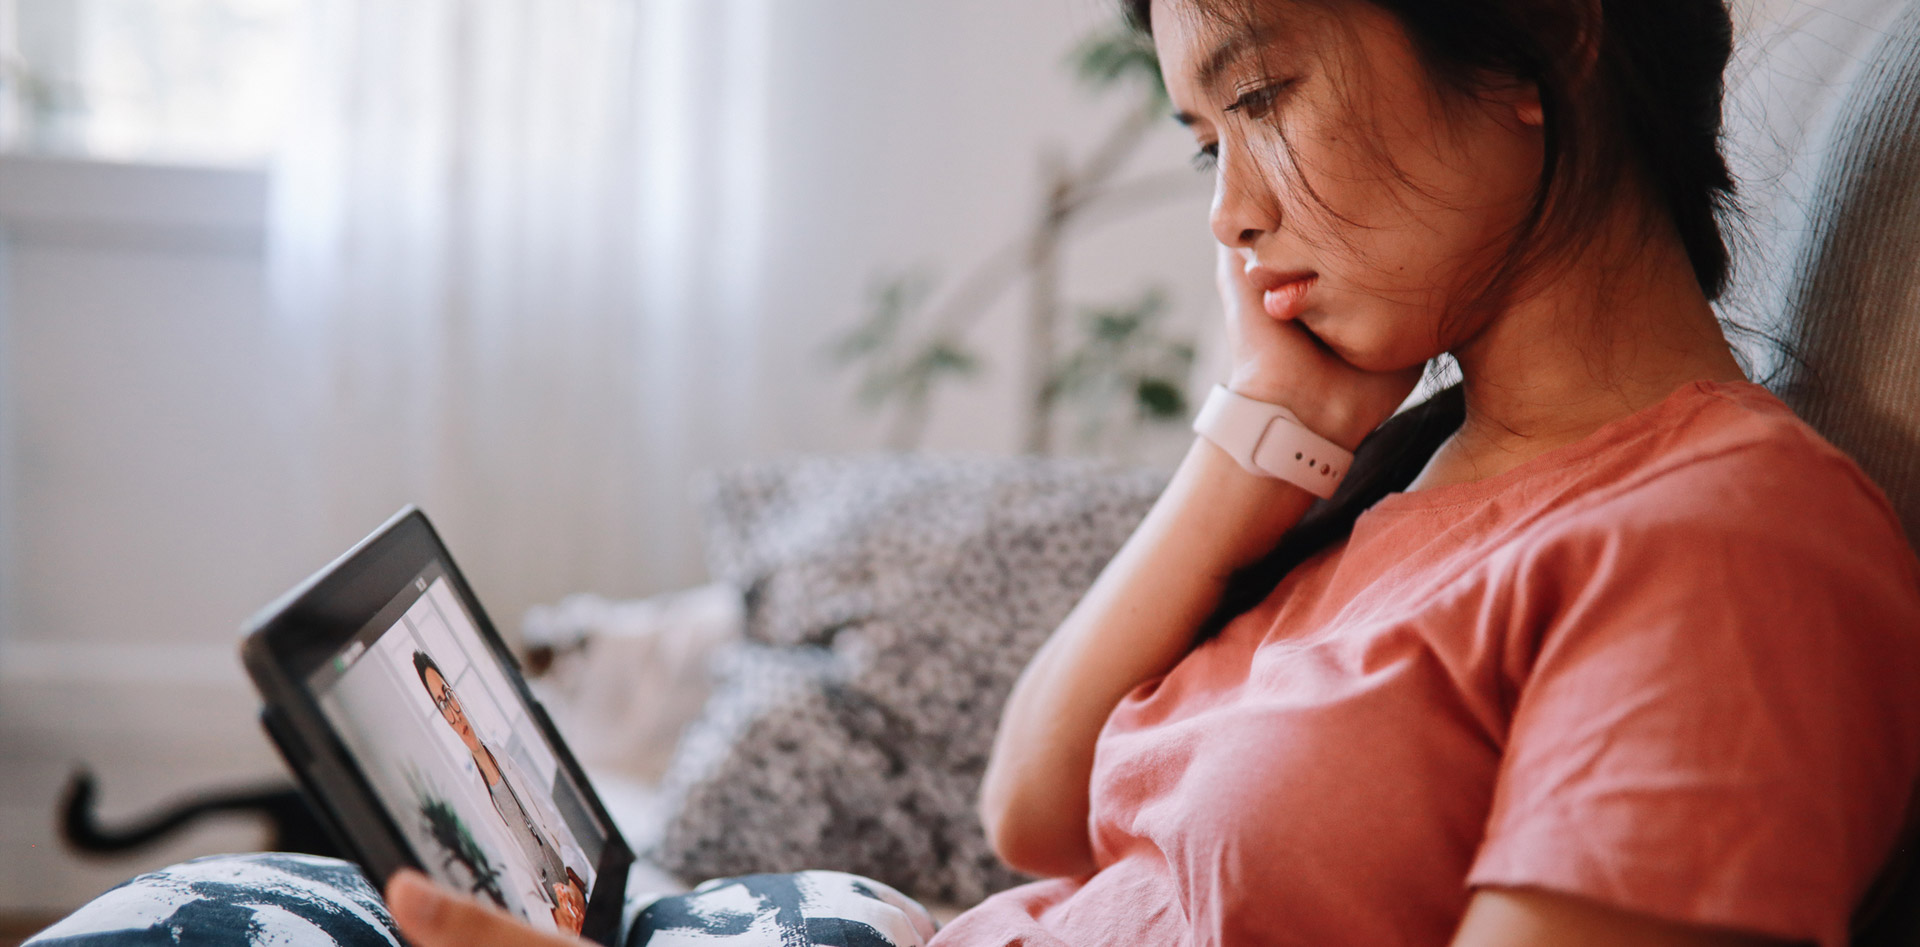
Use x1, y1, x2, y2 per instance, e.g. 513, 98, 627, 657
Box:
1303, 88, 1531, 273
1267, 119, 1453, 299
1320, 135, 1536, 327
1393, 110, 1543, 272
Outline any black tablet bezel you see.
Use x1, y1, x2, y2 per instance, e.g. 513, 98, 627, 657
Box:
241, 507, 632, 944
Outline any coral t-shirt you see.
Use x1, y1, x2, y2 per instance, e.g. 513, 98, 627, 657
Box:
934, 381, 1920, 947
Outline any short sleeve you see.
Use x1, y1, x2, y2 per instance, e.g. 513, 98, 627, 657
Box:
1467, 448, 1920, 947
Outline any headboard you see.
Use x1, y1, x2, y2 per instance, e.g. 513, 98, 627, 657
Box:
1718, 2, 1920, 942
1721, 0, 1920, 547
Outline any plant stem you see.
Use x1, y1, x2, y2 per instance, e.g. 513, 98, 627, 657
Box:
1025, 150, 1070, 455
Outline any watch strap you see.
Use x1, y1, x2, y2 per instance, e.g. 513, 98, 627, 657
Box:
1192, 385, 1353, 499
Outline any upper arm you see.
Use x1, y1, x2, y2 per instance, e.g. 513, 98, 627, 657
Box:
1465, 449, 1920, 943
1451, 888, 1805, 947
979, 439, 1317, 878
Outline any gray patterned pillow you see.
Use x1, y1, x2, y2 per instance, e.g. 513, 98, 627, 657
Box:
652, 454, 1165, 906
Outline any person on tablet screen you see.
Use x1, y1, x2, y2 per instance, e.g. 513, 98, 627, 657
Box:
412, 650, 589, 934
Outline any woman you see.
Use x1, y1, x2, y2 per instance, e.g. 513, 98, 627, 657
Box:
412, 651, 590, 934
31, 0, 1920, 945
946, 1, 1920, 943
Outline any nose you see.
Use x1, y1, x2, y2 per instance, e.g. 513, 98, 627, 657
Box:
1208, 147, 1281, 250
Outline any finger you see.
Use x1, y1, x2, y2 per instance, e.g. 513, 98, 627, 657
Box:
386, 869, 577, 947
1215, 245, 1261, 309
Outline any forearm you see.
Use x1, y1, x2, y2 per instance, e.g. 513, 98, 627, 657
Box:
978, 435, 1316, 877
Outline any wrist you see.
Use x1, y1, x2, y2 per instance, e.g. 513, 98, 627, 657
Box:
1193, 385, 1356, 499
1223, 375, 1376, 452
1178, 436, 1320, 565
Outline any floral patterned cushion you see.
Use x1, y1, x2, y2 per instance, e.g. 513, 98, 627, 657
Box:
652, 454, 1164, 907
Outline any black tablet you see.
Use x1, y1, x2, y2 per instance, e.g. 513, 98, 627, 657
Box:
242, 507, 632, 944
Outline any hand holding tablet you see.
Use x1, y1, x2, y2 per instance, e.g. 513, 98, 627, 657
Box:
242, 509, 633, 944
387, 869, 587, 947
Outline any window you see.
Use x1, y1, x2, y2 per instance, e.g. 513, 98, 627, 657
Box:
1, 0, 299, 165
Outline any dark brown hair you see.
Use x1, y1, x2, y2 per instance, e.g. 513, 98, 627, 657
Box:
1128, 0, 1736, 300
1126, 0, 1741, 638
414, 649, 445, 693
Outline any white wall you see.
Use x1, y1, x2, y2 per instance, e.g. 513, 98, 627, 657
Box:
0, 156, 296, 912
752, 0, 1217, 459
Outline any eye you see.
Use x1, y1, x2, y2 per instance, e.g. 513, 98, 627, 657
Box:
1191, 142, 1219, 173
1224, 78, 1297, 123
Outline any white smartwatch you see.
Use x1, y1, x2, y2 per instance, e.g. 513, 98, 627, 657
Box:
1192, 384, 1353, 499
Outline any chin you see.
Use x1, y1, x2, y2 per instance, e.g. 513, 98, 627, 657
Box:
1310, 296, 1449, 369
1311, 330, 1390, 373
1313, 324, 1435, 375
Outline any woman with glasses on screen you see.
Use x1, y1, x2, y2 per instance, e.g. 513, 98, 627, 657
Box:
412, 651, 590, 935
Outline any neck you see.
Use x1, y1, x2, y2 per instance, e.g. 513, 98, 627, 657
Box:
1413, 211, 1748, 490
473, 746, 502, 785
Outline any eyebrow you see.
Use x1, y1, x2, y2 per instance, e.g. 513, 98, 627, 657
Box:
1172, 27, 1278, 127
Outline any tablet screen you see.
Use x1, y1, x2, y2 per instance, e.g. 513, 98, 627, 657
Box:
306, 562, 605, 935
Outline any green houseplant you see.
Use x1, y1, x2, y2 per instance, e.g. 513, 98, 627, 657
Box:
832, 17, 1207, 456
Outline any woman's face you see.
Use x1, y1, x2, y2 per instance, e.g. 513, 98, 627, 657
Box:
1152, 0, 1546, 372
423, 666, 483, 753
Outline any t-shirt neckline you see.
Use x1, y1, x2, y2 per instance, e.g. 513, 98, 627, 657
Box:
1366, 378, 1768, 515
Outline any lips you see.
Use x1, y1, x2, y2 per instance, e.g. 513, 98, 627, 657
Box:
1248, 267, 1317, 321
1246, 267, 1316, 293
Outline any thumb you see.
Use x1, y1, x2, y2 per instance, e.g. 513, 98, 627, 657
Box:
385, 869, 575, 947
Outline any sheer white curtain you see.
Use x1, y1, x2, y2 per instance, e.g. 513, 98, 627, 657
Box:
269, 0, 772, 624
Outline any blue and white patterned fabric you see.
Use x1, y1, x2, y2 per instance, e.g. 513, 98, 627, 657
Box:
627, 872, 935, 947
26, 855, 399, 947
26, 854, 936, 947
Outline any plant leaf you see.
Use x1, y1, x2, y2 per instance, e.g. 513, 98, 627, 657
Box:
1135, 376, 1187, 418
1067, 20, 1167, 104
